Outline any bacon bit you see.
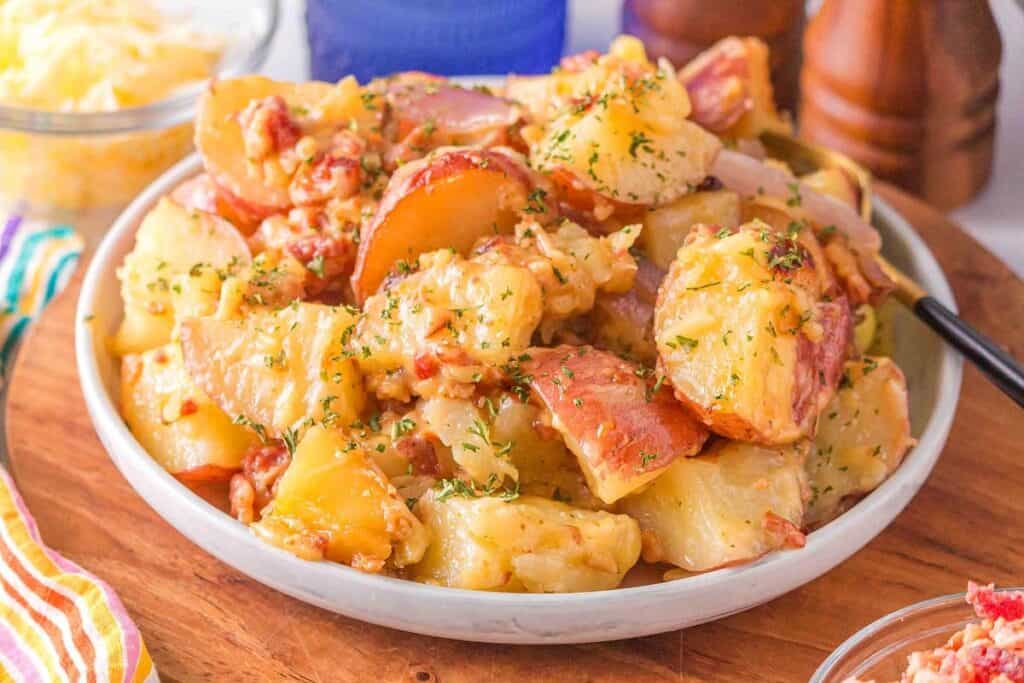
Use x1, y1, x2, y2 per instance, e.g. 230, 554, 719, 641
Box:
237, 443, 291, 515
179, 398, 199, 416
286, 231, 357, 283
413, 352, 440, 380
969, 582, 1024, 622
330, 129, 367, 159
559, 50, 600, 73
229, 474, 256, 524
764, 511, 806, 549
964, 644, 1024, 682
395, 435, 441, 476
290, 153, 362, 206
153, 349, 168, 364
267, 98, 301, 151
239, 95, 301, 160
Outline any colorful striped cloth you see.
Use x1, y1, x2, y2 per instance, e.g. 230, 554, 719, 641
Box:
0, 207, 157, 680
0, 210, 84, 381
0, 470, 156, 683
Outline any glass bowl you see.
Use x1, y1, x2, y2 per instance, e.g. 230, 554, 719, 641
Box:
811, 587, 1023, 682
0, 0, 279, 229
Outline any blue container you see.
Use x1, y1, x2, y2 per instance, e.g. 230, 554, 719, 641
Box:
306, 0, 567, 83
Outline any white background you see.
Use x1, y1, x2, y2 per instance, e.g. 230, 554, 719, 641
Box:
264, 0, 1023, 275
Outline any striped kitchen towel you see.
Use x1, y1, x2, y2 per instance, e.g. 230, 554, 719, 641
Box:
0, 468, 156, 682
0, 210, 84, 381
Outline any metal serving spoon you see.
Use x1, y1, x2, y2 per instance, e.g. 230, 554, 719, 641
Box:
759, 130, 1024, 408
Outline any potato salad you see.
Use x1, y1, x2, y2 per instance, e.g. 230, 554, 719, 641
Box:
114, 36, 915, 592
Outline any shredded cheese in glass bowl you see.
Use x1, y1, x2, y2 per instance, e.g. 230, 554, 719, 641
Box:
0, 0, 278, 219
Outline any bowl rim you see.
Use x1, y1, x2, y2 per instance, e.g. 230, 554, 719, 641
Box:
74, 153, 963, 642
809, 586, 1024, 681
0, 0, 280, 136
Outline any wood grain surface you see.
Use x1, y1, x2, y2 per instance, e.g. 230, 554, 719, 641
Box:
5, 186, 1023, 682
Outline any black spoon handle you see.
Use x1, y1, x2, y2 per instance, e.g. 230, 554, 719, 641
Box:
914, 296, 1024, 407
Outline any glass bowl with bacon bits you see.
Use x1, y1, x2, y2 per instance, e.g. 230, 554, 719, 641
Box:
813, 583, 1024, 683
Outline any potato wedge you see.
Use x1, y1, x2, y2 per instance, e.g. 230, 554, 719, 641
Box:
121, 343, 258, 481
351, 146, 552, 302
412, 492, 640, 592
655, 222, 851, 444
620, 440, 809, 572
253, 426, 429, 571
113, 198, 251, 355
179, 302, 363, 439
520, 346, 709, 504
196, 75, 374, 213
640, 189, 741, 270
804, 357, 915, 527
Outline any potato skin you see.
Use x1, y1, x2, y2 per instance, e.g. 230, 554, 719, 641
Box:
350, 146, 552, 302
521, 345, 709, 503
654, 222, 852, 445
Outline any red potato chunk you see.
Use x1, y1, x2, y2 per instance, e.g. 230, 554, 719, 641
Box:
655, 222, 852, 444
350, 146, 555, 302
620, 439, 809, 572
519, 346, 709, 504
678, 36, 790, 138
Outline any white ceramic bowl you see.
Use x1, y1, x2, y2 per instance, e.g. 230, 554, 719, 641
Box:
76, 154, 963, 644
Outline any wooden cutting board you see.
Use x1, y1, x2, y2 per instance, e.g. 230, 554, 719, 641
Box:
6, 185, 1023, 682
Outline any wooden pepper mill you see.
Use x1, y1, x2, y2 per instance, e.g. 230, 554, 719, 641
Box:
799, 0, 1002, 210
622, 0, 805, 111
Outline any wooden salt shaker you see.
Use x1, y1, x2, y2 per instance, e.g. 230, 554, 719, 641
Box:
622, 0, 805, 110
800, 0, 1002, 210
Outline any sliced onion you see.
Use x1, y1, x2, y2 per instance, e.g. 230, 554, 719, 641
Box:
709, 148, 882, 252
